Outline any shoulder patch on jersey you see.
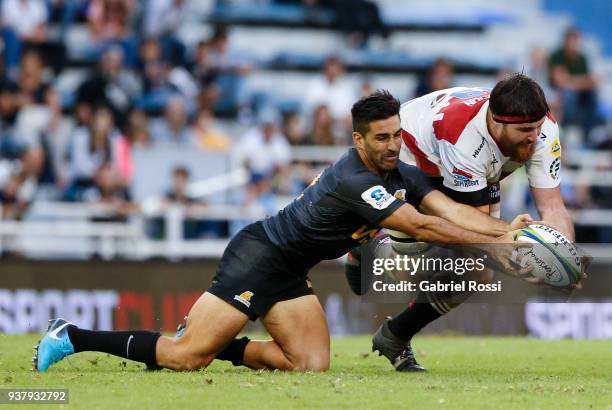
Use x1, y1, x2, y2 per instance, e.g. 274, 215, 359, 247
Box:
550, 136, 561, 157
546, 110, 557, 124
361, 185, 396, 210
549, 157, 561, 180
393, 189, 406, 201
433, 90, 489, 145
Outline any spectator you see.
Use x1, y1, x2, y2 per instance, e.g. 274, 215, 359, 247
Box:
164, 166, 195, 207
0, 146, 44, 218
114, 108, 151, 185
149, 96, 194, 144
65, 107, 116, 199
124, 107, 151, 146
305, 104, 338, 146
190, 109, 231, 151
414, 58, 454, 98
13, 108, 67, 193
1, 0, 47, 41
48, 0, 87, 40
19, 145, 45, 197
282, 112, 306, 146
305, 56, 357, 130
1, 0, 48, 69
87, 0, 134, 37
189, 40, 218, 86
143, 0, 187, 65
0, 172, 28, 219
135, 37, 176, 111
549, 28, 600, 144
234, 109, 291, 197
0, 78, 23, 158
206, 26, 252, 115
332, 0, 389, 49
524, 46, 561, 118
154, 166, 226, 239
86, 0, 137, 64
76, 46, 141, 127
189, 40, 220, 112
13, 49, 62, 130
83, 162, 136, 221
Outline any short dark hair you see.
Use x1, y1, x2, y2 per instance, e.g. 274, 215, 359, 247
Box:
351, 90, 400, 135
564, 27, 580, 42
489, 74, 549, 123
173, 166, 190, 178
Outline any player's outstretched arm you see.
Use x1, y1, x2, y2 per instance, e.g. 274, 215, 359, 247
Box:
418, 190, 533, 236
381, 202, 533, 277
380, 201, 498, 244
531, 186, 575, 241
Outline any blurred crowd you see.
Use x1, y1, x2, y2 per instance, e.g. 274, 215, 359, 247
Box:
0, 0, 609, 242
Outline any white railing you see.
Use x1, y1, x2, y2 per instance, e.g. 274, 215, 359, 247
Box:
0, 200, 611, 259
0, 146, 611, 259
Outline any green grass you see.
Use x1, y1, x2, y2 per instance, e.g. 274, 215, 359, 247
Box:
1, 334, 611, 409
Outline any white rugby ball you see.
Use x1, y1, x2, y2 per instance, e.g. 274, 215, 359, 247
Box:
515, 224, 581, 287
386, 229, 432, 255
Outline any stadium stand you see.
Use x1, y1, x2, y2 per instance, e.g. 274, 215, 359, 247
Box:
0, 0, 611, 259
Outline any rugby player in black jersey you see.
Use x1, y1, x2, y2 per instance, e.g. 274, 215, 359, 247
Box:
34, 90, 532, 373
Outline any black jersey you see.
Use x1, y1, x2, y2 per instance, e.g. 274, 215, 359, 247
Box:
262, 148, 433, 270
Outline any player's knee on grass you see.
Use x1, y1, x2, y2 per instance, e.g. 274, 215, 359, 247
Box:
290, 352, 329, 372
306, 355, 329, 372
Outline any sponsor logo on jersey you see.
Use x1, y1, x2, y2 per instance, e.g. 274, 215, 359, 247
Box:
550, 137, 561, 157
452, 167, 479, 187
234, 291, 254, 308
393, 189, 406, 201
472, 137, 486, 158
549, 157, 561, 180
450, 89, 489, 100
361, 186, 396, 210
449, 89, 490, 106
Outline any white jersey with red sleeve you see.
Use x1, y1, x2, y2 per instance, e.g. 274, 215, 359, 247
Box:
399, 87, 561, 206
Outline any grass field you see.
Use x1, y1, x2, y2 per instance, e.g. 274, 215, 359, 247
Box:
1, 334, 611, 409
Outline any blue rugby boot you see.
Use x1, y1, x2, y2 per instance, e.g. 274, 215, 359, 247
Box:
33, 318, 75, 372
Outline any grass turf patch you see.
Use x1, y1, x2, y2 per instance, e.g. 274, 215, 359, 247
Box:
1, 334, 611, 409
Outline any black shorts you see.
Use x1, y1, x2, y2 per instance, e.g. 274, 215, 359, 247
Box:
208, 221, 314, 321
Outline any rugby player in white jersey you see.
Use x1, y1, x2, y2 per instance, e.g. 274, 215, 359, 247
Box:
346, 74, 577, 372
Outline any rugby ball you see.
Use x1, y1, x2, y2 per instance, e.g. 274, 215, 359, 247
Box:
515, 224, 582, 287
386, 229, 432, 255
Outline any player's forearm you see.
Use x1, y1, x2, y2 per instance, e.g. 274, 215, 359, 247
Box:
410, 215, 497, 244
541, 208, 575, 241
444, 203, 509, 237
